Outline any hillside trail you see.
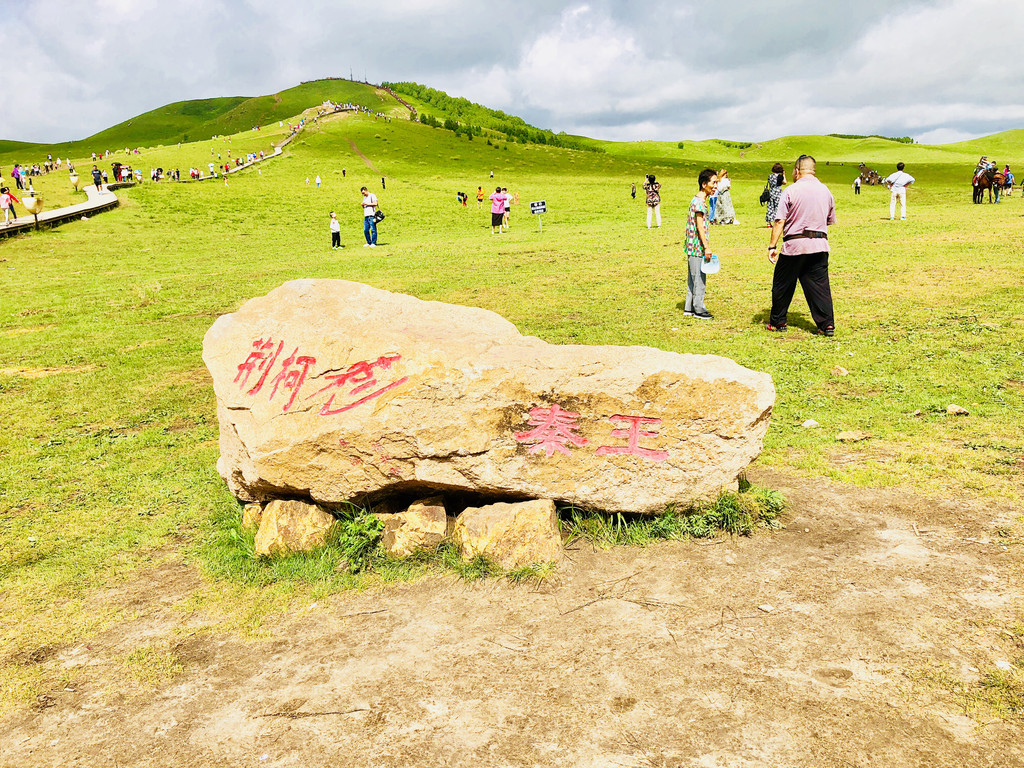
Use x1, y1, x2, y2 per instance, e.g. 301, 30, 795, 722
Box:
347, 137, 380, 174
1, 468, 1021, 767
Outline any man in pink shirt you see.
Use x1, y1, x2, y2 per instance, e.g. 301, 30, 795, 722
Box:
488, 186, 506, 234
766, 155, 837, 336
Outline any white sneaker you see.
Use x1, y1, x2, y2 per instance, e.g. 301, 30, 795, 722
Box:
363, 243, 370, 247
369, 244, 376, 248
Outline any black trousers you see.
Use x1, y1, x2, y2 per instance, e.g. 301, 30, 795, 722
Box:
770, 251, 834, 329
331, 231, 341, 247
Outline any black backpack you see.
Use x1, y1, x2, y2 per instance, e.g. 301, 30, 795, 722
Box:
759, 182, 771, 205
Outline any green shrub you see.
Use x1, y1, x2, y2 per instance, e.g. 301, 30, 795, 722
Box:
561, 485, 786, 549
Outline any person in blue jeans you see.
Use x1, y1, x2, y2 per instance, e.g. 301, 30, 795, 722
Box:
361, 186, 378, 247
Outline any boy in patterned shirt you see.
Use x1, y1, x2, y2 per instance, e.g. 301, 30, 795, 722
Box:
684, 168, 719, 319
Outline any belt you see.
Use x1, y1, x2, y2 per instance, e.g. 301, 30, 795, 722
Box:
783, 230, 828, 242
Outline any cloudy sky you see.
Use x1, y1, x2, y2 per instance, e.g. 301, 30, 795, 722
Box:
5, 0, 1021, 145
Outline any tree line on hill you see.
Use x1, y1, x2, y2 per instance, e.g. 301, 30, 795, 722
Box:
384, 81, 602, 152
827, 134, 915, 144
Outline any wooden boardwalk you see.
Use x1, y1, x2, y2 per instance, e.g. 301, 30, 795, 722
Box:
1, 106, 353, 239
0, 182, 121, 238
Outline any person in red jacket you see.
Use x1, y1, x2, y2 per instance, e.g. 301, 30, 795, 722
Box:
1, 187, 20, 225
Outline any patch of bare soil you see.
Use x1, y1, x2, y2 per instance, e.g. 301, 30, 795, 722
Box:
2, 470, 1022, 767
0, 365, 99, 379
348, 138, 380, 174
1, 325, 55, 338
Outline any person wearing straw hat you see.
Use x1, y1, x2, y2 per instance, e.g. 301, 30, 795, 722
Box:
683, 169, 719, 320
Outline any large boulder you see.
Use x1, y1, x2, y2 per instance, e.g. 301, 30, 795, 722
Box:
453, 500, 561, 569
203, 280, 774, 514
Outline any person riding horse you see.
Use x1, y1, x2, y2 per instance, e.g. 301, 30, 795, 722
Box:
972, 159, 1005, 204
973, 156, 995, 185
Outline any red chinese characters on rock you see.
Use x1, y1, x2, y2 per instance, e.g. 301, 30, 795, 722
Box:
234, 339, 407, 415
269, 348, 317, 411
514, 404, 589, 457
595, 415, 669, 462
514, 404, 669, 462
234, 338, 285, 396
311, 354, 409, 416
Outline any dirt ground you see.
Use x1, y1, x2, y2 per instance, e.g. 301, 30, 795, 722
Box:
2, 468, 1022, 768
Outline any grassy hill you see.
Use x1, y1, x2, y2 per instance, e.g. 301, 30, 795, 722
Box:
5, 78, 1023, 173
83, 79, 409, 148
385, 81, 601, 151
942, 128, 1024, 161
0, 79, 409, 162
83, 95, 251, 148
0, 139, 41, 156
596, 134, 993, 170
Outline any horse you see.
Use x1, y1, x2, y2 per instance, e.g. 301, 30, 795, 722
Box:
973, 169, 1005, 204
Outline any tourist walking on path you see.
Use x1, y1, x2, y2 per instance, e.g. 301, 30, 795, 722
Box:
683, 169, 719, 320
884, 162, 915, 220
715, 169, 737, 224
643, 174, 662, 228
360, 187, 378, 247
329, 211, 341, 248
764, 163, 785, 226
488, 187, 507, 234
1, 187, 20, 225
91, 166, 103, 192
766, 155, 837, 336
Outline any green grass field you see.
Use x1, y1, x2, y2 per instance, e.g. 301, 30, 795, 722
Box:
1, 81, 1023, 713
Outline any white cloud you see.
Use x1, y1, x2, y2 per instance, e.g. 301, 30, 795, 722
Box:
3, 0, 1023, 144
915, 127, 974, 144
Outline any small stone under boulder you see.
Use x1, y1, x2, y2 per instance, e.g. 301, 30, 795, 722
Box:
203, 279, 775, 514
254, 500, 335, 557
378, 496, 449, 557
453, 499, 562, 570
241, 503, 263, 530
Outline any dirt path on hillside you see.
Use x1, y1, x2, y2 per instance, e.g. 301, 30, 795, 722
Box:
2, 470, 1022, 767
348, 138, 380, 174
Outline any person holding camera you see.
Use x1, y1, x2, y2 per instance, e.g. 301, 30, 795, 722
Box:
642, 174, 662, 228
361, 186, 379, 247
